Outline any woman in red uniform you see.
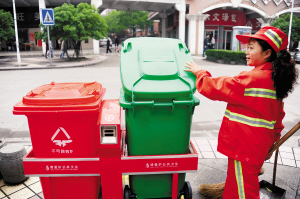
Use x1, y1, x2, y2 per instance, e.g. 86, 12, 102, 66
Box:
185, 26, 298, 198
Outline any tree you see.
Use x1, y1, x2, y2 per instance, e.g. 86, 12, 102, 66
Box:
271, 14, 300, 42
0, 9, 15, 41
102, 10, 126, 35
118, 10, 153, 37
36, 3, 107, 57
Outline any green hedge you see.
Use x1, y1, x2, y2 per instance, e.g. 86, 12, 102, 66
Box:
205, 49, 247, 64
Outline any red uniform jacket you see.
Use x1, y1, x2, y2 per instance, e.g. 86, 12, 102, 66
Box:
195, 62, 284, 165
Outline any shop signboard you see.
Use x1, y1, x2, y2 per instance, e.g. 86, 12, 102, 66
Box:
204, 9, 246, 26
245, 18, 262, 31
29, 33, 35, 42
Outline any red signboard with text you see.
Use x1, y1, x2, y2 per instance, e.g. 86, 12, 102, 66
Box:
205, 9, 246, 26
245, 18, 262, 31
29, 33, 35, 42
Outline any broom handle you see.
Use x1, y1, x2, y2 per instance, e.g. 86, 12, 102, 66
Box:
267, 121, 300, 156
272, 149, 279, 188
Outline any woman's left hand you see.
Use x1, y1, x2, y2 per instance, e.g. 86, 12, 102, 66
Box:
184, 61, 202, 75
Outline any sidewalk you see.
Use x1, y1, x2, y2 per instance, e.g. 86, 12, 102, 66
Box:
0, 140, 299, 199
0, 49, 114, 71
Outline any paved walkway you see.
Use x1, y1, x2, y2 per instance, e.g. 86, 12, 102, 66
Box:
0, 49, 122, 70
0, 141, 299, 199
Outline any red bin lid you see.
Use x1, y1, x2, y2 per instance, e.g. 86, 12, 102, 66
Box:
13, 82, 106, 114
22, 82, 104, 106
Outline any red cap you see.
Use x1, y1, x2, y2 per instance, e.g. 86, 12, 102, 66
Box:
236, 26, 288, 53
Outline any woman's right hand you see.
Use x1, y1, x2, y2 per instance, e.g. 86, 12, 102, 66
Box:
184, 61, 202, 75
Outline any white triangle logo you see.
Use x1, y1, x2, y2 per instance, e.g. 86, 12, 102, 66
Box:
44, 11, 53, 23
51, 127, 72, 147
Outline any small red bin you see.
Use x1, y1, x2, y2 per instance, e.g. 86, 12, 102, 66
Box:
13, 82, 105, 199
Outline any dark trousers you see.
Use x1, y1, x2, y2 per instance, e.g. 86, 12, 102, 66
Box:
203, 46, 209, 57
106, 46, 111, 53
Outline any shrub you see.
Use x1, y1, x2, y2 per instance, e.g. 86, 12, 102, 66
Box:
205, 50, 246, 64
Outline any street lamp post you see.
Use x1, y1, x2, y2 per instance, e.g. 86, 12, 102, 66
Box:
12, 0, 21, 66
287, 0, 294, 52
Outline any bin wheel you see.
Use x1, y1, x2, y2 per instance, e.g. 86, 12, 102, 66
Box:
124, 185, 130, 199
183, 181, 192, 199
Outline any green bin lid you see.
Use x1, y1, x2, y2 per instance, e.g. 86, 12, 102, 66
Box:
120, 38, 196, 101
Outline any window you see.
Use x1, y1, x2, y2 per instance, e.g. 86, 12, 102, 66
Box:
85, 39, 89, 43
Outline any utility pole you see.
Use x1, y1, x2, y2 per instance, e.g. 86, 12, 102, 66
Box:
12, 0, 21, 65
287, 0, 294, 52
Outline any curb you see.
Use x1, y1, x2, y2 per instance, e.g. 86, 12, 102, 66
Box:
0, 56, 108, 71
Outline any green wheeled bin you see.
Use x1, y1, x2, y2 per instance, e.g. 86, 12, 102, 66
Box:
119, 37, 199, 199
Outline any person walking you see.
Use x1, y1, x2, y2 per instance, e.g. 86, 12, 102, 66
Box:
203, 35, 210, 57
60, 40, 70, 58
114, 36, 120, 52
45, 42, 49, 58
211, 35, 215, 49
106, 37, 112, 53
185, 26, 298, 198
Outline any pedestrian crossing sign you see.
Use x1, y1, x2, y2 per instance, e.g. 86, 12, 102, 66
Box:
41, 9, 55, 26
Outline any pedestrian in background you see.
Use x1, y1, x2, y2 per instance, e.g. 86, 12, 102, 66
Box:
203, 35, 210, 57
60, 40, 70, 58
114, 36, 120, 52
211, 35, 215, 49
45, 42, 49, 58
106, 37, 112, 53
185, 26, 298, 198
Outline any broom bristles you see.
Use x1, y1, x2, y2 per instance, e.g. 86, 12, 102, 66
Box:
199, 182, 225, 199
199, 167, 265, 199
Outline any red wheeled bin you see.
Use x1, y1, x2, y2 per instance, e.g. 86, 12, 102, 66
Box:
13, 82, 105, 199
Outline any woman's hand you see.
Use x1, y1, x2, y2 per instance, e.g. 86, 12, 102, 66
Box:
184, 61, 202, 75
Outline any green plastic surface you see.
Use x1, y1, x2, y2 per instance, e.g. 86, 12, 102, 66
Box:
120, 37, 196, 102
119, 38, 200, 198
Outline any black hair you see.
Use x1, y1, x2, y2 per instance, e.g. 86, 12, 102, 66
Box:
253, 38, 298, 100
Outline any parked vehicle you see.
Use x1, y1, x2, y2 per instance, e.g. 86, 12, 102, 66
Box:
293, 48, 300, 64
100, 37, 112, 47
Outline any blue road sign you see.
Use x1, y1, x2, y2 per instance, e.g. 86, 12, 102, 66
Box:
41, 9, 55, 26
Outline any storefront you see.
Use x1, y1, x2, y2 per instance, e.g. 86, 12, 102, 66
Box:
0, 7, 42, 51
203, 9, 261, 50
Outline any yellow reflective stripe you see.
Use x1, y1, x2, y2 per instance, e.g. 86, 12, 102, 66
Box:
244, 88, 277, 99
225, 110, 276, 129
264, 30, 282, 49
234, 160, 246, 199
245, 88, 276, 94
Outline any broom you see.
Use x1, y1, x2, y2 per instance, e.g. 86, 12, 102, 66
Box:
199, 121, 300, 199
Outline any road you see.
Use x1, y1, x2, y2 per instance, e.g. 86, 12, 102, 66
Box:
0, 55, 299, 147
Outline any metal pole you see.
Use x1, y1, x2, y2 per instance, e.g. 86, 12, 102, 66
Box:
47, 26, 52, 66
287, 0, 294, 52
12, 0, 21, 65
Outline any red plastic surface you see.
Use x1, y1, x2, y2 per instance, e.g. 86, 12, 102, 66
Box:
13, 82, 105, 112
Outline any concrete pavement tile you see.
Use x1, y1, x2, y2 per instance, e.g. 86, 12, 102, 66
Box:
295, 153, 300, 161
294, 148, 300, 154
28, 195, 40, 199
0, 190, 5, 198
195, 139, 210, 146
28, 182, 42, 194
297, 161, 300, 167
208, 139, 217, 146
214, 152, 227, 159
26, 146, 33, 153
211, 145, 217, 151
199, 145, 213, 152
1, 184, 25, 195
280, 151, 295, 159
281, 158, 296, 167
279, 146, 293, 153
38, 192, 43, 198
198, 152, 203, 158
8, 187, 35, 199
24, 177, 39, 186
201, 152, 216, 159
